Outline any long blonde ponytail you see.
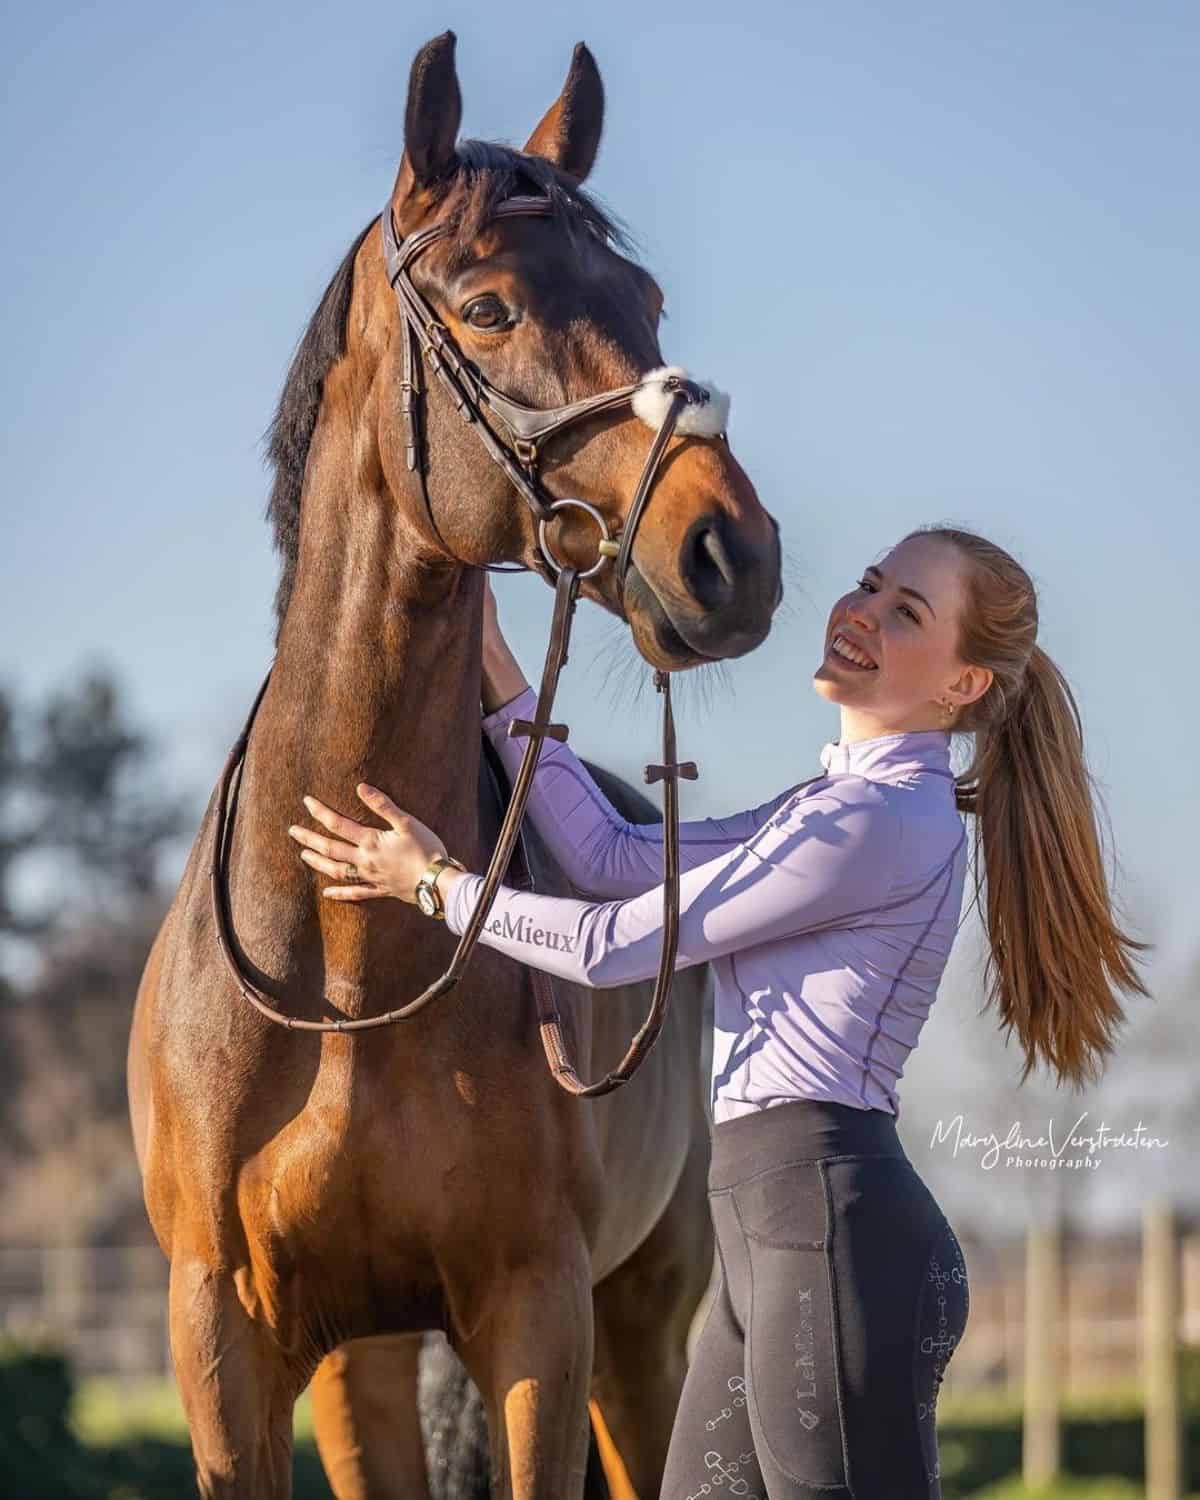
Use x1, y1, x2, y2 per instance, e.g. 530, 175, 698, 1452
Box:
906, 524, 1152, 1089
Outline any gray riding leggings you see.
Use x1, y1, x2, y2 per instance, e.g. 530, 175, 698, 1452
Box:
660, 1099, 968, 1499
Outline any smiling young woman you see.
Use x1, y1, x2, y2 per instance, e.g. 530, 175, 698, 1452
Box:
816, 523, 1151, 1096
289, 521, 1151, 1498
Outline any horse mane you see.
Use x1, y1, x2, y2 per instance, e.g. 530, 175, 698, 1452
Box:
263, 142, 633, 641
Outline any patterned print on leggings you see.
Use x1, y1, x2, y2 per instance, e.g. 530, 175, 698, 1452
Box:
916, 1222, 970, 1491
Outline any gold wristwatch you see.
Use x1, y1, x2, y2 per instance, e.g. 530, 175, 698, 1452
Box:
415, 854, 466, 921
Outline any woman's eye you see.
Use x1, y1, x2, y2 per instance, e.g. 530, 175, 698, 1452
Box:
855, 577, 919, 623
463, 296, 510, 331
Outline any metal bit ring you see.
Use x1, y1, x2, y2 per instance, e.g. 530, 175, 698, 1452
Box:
537, 498, 616, 580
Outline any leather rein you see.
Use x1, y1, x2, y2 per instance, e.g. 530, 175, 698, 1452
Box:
210, 192, 717, 1097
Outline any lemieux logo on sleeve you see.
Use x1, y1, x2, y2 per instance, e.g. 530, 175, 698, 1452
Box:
484, 909, 577, 954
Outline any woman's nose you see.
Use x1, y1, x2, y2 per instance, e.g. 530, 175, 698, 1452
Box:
845, 603, 878, 633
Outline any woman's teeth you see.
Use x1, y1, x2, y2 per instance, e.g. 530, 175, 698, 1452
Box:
829, 635, 878, 670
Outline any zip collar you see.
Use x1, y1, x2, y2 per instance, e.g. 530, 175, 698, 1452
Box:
819, 728, 955, 785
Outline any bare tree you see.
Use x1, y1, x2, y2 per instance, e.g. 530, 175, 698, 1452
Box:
0, 665, 197, 1244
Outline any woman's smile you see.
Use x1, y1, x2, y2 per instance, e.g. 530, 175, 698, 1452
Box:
826, 633, 879, 672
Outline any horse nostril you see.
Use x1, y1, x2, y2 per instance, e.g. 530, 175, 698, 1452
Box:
683, 516, 737, 608
701, 526, 736, 586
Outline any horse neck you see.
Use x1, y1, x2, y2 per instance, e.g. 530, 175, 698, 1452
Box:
227, 395, 484, 981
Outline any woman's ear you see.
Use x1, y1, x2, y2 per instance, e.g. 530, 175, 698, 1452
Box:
951, 663, 993, 710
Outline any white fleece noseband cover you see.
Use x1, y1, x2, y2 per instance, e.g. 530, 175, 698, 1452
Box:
631, 365, 731, 438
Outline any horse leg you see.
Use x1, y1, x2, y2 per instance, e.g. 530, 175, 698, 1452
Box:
168, 1256, 301, 1499
589, 1122, 715, 1500
310, 1333, 430, 1500
453, 1233, 595, 1500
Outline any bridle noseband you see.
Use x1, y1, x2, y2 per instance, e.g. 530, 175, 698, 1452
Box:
212, 191, 732, 1097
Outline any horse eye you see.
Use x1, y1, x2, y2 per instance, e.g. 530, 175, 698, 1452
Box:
463, 296, 510, 331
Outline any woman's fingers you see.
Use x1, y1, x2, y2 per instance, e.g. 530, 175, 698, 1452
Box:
294, 842, 387, 898
302, 794, 370, 844
322, 883, 388, 902
356, 783, 409, 830
288, 824, 361, 866
298, 847, 368, 881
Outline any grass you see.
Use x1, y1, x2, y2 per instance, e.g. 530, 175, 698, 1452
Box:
72, 1380, 1199, 1500
968, 1480, 1199, 1500
939, 1383, 1149, 1426
73, 1377, 316, 1446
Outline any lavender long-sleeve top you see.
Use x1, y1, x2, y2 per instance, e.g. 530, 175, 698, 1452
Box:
446, 685, 968, 1122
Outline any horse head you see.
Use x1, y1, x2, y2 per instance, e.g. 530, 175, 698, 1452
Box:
375, 30, 782, 669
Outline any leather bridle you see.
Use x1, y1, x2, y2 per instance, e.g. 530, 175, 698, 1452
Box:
381, 193, 722, 605
212, 191, 723, 1096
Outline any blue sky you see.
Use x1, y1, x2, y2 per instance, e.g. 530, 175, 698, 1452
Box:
3, 2, 1197, 1196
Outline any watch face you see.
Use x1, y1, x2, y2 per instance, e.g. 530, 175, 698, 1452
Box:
416, 886, 438, 918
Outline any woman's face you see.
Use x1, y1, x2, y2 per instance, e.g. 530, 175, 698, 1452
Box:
812, 535, 990, 735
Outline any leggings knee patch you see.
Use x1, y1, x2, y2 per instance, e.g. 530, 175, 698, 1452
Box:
733, 1162, 849, 1489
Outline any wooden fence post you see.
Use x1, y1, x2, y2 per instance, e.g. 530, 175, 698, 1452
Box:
1023, 1216, 1060, 1488
43, 1244, 85, 1352
1143, 1201, 1182, 1500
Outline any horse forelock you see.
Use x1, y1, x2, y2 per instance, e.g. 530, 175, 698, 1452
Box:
436, 140, 633, 268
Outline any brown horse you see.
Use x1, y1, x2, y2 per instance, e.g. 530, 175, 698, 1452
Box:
127, 31, 781, 1499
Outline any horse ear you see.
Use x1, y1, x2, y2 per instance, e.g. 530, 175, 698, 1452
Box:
392, 31, 462, 229
522, 43, 604, 184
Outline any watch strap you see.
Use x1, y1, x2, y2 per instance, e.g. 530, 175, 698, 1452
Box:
416, 854, 466, 919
